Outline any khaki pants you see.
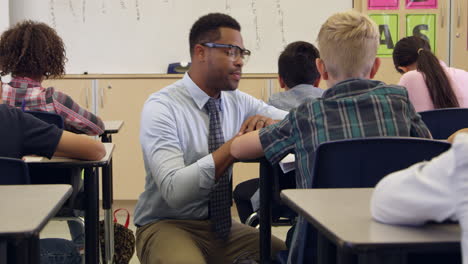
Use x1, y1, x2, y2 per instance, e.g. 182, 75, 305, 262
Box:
136, 219, 286, 264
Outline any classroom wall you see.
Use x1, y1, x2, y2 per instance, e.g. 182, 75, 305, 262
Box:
0, 0, 8, 33
9, 0, 352, 74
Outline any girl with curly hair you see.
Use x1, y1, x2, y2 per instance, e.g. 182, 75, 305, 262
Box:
0, 20, 104, 135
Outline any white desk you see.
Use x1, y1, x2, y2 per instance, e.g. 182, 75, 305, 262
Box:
0, 185, 72, 264
102, 120, 124, 143
281, 188, 461, 264
25, 143, 115, 264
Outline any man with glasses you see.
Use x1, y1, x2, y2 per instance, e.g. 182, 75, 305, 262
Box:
134, 13, 287, 264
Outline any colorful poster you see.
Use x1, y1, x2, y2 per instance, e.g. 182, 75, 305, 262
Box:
370, 14, 399, 57
406, 14, 436, 52
406, 0, 438, 9
368, 0, 399, 10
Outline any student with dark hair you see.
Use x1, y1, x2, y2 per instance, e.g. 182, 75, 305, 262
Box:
233, 41, 323, 225
268, 41, 323, 111
134, 13, 287, 264
393, 36, 468, 112
0, 20, 105, 135
0, 20, 105, 258
0, 84, 105, 264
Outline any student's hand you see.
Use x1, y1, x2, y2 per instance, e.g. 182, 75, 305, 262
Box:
447, 128, 468, 143
238, 115, 274, 135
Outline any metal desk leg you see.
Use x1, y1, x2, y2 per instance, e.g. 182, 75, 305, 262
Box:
102, 162, 114, 264
101, 133, 112, 143
0, 240, 6, 264
84, 167, 99, 264
358, 250, 406, 264
317, 232, 335, 264
336, 249, 353, 264
101, 132, 115, 264
29, 235, 40, 264
259, 160, 272, 264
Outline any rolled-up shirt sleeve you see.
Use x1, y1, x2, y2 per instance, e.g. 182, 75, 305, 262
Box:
140, 99, 215, 209
237, 90, 288, 120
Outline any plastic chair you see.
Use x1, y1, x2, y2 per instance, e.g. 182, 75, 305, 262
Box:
24, 111, 64, 129
311, 137, 451, 188
419, 108, 468, 139
276, 137, 452, 263
0, 157, 30, 185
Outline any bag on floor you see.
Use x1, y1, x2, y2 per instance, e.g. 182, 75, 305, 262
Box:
99, 208, 135, 264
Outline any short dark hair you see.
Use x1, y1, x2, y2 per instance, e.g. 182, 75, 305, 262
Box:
278, 41, 320, 88
0, 20, 66, 79
189, 13, 241, 57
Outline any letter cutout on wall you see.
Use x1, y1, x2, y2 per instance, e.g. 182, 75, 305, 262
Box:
406, 0, 437, 9
370, 14, 398, 57
406, 14, 436, 52
368, 0, 399, 10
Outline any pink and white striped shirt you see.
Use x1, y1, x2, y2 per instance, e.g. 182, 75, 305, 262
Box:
2, 77, 105, 135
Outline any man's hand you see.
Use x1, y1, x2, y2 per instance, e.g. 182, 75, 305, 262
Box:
238, 114, 275, 135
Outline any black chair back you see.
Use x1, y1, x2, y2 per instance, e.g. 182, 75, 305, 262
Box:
25, 111, 64, 129
0, 157, 30, 184
311, 137, 451, 188
419, 108, 468, 139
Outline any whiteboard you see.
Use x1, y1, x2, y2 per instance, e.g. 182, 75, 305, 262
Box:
0, 0, 8, 33
9, 0, 352, 74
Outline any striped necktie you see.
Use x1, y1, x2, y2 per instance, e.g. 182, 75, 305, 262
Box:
205, 97, 231, 240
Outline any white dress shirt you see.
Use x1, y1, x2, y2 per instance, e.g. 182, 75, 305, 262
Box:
371, 133, 468, 263
134, 73, 288, 227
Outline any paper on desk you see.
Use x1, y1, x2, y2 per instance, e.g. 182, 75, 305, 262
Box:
279, 154, 295, 173
23, 156, 44, 162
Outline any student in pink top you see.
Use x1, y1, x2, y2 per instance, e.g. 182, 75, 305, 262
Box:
393, 36, 468, 112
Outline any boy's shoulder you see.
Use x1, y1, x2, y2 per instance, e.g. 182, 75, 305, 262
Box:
371, 81, 409, 96
329, 78, 408, 98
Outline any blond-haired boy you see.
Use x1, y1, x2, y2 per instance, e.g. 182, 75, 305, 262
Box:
230, 11, 431, 263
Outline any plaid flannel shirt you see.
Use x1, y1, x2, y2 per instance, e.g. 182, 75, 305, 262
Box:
259, 78, 432, 264
2, 77, 105, 135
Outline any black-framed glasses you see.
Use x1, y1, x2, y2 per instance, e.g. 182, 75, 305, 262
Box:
201, 43, 251, 64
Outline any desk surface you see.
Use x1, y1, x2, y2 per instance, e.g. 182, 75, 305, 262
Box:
103, 120, 124, 134
0, 185, 72, 237
281, 188, 460, 250
24, 143, 114, 167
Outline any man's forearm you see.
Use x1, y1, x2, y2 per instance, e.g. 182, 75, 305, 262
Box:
212, 138, 237, 181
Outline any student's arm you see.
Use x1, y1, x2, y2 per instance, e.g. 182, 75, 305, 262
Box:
54, 131, 106, 160
231, 130, 263, 160
232, 113, 295, 165
52, 89, 105, 135
20, 109, 104, 160
371, 143, 458, 225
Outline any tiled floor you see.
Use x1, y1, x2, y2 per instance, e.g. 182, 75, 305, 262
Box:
40, 200, 290, 264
